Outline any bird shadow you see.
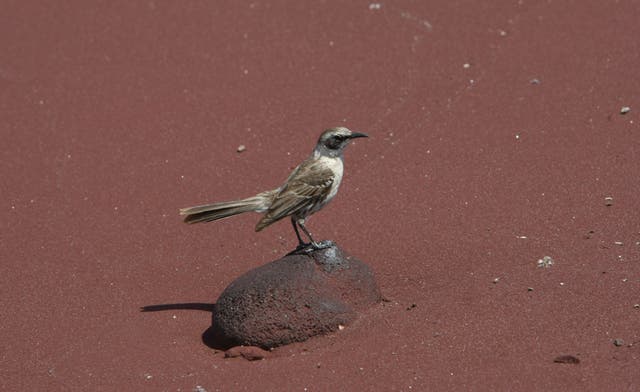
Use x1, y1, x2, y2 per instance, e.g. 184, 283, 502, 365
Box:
140, 303, 214, 312
140, 302, 235, 350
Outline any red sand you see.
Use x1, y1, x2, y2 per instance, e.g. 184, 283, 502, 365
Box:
2, 2, 639, 391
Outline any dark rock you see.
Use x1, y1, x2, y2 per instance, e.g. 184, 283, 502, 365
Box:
210, 244, 381, 349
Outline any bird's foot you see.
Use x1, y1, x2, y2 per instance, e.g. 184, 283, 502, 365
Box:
291, 240, 334, 255
311, 240, 334, 250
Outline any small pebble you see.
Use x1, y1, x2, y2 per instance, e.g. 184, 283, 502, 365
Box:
613, 338, 624, 347
604, 196, 613, 206
527, 287, 534, 292
224, 346, 269, 361
614, 241, 623, 246
537, 256, 554, 268
620, 106, 631, 115
237, 145, 246, 153
492, 277, 500, 284
633, 304, 639, 309
553, 355, 580, 364
530, 78, 541, 85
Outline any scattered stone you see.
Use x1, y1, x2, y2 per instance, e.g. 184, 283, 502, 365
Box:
584, 230, 595, 239
224, 346, 269, 361
236, 145, 246, 153
620, 106, 631, 115
614, 241, 623, 246
193, 386, 208, 392
530, 78, 541, 85
492, 277, 500, 284
605, 196, 613, 206
406, 303, 417, 310
634, 304, 640, 309
553, 355, 580, 364
537, 256, 554, 268
527, 287, 534, 292
613, 338, 624, 347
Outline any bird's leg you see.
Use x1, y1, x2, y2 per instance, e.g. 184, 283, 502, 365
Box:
291, 216, 306, 247
297, 219, 332, 250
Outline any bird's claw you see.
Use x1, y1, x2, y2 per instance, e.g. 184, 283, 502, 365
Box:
310, 240, 334, 250
291, 240, 334, 254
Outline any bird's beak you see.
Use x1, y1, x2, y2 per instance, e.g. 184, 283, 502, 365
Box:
349, 132, 369, 139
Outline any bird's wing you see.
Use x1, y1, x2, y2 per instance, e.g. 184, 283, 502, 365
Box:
255, 159, 335, 231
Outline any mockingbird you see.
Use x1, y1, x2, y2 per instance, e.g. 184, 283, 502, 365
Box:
180, 127, 368, 250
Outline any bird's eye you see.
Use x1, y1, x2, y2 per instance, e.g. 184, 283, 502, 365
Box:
325, 135, 344, 149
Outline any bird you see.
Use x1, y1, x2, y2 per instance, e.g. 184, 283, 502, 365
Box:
179, 127, 368, 250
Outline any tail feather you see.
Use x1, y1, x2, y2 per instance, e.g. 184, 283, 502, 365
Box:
180, 192, 273, 224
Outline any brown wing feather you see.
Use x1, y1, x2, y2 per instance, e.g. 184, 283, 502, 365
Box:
255, 158, 335, 231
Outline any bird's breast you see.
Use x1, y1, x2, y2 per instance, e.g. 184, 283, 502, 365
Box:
317, 156, 343, 202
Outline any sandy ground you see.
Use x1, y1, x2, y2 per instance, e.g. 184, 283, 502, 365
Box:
2, 1, 639, 391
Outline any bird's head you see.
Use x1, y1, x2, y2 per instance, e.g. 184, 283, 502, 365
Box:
315, 127, 368, 157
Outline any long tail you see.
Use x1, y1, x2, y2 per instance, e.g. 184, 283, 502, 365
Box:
180, 191, 274, 224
